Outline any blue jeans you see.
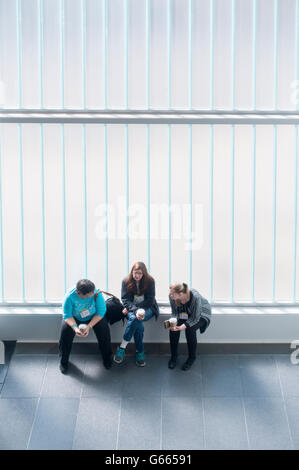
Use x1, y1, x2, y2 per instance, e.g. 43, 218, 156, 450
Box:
123, 308, 154, 353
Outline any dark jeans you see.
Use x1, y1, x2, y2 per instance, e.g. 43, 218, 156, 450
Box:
59, 316, 112, 364
169, 317, 206, 361
123, 308, 153, 353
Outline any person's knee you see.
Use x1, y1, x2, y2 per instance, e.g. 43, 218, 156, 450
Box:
143, 309, 153, 322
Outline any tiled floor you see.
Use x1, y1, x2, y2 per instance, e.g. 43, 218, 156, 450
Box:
0, 346, 298, 450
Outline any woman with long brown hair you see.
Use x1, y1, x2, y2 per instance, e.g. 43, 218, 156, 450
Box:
113, 261, 159, 367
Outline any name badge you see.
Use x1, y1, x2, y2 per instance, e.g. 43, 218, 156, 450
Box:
80, 308, 90, 318
179, 311, 188, 320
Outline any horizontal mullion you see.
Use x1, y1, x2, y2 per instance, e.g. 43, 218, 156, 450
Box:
1, 110, 299, 124
0, 302, 298, 308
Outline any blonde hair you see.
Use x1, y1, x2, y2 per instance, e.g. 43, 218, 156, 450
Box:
169, 282, 189, 306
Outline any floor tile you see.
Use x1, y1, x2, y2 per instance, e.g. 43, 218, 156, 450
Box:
162, 397, 204, 450
283, 398, 299, 449
201, 355, 242, 397
244, 397, 293, 450
239, 355, 282, 397
0, 398, 38, 449
117, 396, 161, 450
82, 355, 126, 398
275, 355, 299, 397
161, 357, 202, 397
204, 397, 248, 449
1, 356, 47, 398
0, 352, 297, 451
0, 364, 8, 384
41, 355, 85, 398
28, 398, 80, 450
122, 355, 164, 397
73, 397, 121, 450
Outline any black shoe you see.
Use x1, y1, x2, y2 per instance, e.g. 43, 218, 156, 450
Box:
103, 359, 112, 370
168, 358, 177, 369
59, 362, 68, 374
181, 358, 195, 371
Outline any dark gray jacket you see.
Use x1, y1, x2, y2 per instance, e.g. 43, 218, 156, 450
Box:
121, 278, 160, 319
169, 288, 212, 329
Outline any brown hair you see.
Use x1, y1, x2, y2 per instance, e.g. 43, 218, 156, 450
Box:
125, 261, 154, 294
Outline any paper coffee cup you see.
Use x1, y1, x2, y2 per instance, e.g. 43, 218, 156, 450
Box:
169, 317, 177, 327
136, 308, 145, 320
78, 324, 87, 333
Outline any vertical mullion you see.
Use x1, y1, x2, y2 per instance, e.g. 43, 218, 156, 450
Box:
231, 0, 236, 299
60, 0, 65, 109
146, 0, 150, 109
17, 0, 22, 108
103, 0, 107, 109
189, 124, 192, 286
252, 0, 257, 110
147, 124, 151, 270
82, 0, 86, 109
104, 124, 108, 291
18, 124, 25, 302
168, 0, 172, 109
168, 124, 172, 286
272, 124, 277, 302
210, 0, 214, 109
39, 0, 44, 108
210, 124, 214, 303
294, 1, 299, 300
296, 0, 299, 112
251, 124, 256, 302
189, 0, 192, 109
40, 124, 46, 302
294, 125, 298, 302
126, 124, 129, 273
273, 0, 278, 110
0, 127, 4, 302
231, 124, 235, 303
39, 1, 46, 301
125, 0, 128, 109
83, 124, 87, 278
61, 124, 67, 293
82, 2, 88, 276
231, 0, 236, 110
210, 0, 214, 110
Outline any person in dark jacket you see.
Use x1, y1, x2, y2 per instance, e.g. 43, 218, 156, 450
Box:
168, 282, 212, 371
113, 261, 159, 367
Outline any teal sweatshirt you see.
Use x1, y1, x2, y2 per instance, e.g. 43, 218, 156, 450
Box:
62, 287, 106, 322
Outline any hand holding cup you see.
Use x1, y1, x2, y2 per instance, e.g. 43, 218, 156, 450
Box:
136, 308, 145, 320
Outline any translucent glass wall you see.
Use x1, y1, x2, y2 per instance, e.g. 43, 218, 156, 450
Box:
0, 0, 298, 110
0, 123, 297, 303
0, 0, 297, 303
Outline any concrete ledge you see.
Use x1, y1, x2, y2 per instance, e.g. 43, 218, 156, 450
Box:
0, 305, 299, 344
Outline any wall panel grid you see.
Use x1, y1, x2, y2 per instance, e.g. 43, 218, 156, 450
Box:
0, 122, 297, 304
0, 0, 299, 110
0, 0, 297, 305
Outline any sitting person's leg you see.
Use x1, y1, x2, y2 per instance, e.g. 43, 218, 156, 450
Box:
168, 329, 180, 369
183, 321, 201, 370
58, 321, 76, 371
114, 311, 139, 363
133, 308, 153, 366
93, 317, 113, 369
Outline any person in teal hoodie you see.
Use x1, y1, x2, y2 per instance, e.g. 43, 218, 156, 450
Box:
59, 279, 112, 374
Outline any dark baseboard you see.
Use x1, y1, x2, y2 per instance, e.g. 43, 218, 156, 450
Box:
14, 342, 292, 355
0, 341, 17, 391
